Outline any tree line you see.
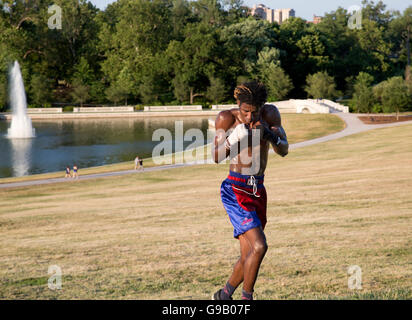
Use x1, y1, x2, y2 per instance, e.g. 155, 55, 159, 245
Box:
0, 0, 411, 113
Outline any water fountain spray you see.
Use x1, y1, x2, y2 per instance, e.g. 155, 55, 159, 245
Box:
7, 61, 35, 138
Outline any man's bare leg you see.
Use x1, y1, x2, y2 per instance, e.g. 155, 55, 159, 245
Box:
227, 236, 251, 288
224, 227, 267, 299
240, 227, 268, 296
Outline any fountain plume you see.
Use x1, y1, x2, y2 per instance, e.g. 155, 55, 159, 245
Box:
7, 61, 35, 138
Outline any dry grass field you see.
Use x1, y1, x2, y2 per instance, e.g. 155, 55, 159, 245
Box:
0, 119, 411, 300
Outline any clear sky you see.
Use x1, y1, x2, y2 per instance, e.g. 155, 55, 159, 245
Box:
90, 0, 411, 21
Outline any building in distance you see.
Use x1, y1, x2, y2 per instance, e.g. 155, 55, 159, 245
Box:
307, 15, 323, 24
250, 4, 295, 24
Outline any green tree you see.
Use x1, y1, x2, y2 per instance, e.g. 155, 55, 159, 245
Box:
372, 80, 386, 105
221, 17, 276, 78
296, 31, 329, 75
278, 17, 312, 97
167, 23, 219, 104
350, 72, 375, 113
29, 74, 52, 107
99, 0, 174, 104
191, 0, 224, 26
256, 47, 281, 70
262, 65, 293, 102
354, 18, 391, 78
71, 80, 90, 107
89, 80, 106, 104
137, 53, 170, 105
172, 75, 189, 104
206, 76, 226, 103
381, 76, 410, 119
362, 0, 393, 27
405, 67, 412, 94
105, 81, 128, 106
72, 57, 94, 85
305, 71, 340, 99
170, 0, 193, 40
0, 74, 7, 111
390, 7, 412, 72
256, 48, 292, 101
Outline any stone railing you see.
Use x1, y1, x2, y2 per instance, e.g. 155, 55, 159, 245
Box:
27, 108, 63, 113
211, 103, 296, 113
73, 106, 134, 113
321, 99, 350, 113
293, 100, 330, 114
211, 104, 238, 110
267, 101, 297, 113
144, 105, 202, 111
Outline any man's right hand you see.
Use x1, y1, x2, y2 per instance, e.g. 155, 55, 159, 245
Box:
262, 125, 282, 146
226, 123, 250, 148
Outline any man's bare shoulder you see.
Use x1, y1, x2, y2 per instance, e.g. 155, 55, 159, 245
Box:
215, 109, 237, 130
260, 104, 281, 127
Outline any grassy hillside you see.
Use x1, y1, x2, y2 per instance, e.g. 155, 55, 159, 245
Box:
1, 122, 411, 300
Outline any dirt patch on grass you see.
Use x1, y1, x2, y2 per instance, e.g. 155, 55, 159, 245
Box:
358, 115, 412, 124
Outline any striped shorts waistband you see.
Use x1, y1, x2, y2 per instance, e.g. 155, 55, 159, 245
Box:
226, 171, 264, 188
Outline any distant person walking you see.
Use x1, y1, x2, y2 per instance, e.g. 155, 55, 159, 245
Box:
72, 164, 79, 179
135, 156, 144, 171
134, 156, 140, 170
65, 166, 71, 178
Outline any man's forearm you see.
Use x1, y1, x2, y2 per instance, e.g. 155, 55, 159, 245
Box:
263, 125, 288, 157
212, 142, 230, 163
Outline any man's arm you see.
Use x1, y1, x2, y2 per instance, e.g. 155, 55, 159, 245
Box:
212, 111, 236, 163
260, 104, 289, 157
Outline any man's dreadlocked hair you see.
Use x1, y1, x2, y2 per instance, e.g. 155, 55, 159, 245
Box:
234, 81, 267, 109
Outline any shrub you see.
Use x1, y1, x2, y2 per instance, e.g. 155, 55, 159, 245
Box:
381, 76, 410, 118
29, 74, 52, 107
305, 71, 341, 99
350, 72, 375, 113
63, 106, 75, 112
372, 104, 383, 113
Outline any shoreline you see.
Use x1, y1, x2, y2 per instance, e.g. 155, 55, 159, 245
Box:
0, 112, 360, 188
0, 110, 222, 120
3, 112, 382, 187
2, 113, 412, 189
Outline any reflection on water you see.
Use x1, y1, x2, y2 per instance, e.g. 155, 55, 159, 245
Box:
0, 117, 213, 178
9, 138, 32, 177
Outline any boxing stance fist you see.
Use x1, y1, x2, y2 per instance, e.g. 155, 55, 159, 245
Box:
225, 123, 250, 150
262, 125, 283, 146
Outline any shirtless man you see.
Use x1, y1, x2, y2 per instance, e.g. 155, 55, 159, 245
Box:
212, 82, 289, 300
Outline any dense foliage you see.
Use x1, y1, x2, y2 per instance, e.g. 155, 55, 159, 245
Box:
0, 0, 411, 112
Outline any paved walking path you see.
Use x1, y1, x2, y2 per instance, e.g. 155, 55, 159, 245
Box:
1, 113, 411, 189
290, 113, 412, 150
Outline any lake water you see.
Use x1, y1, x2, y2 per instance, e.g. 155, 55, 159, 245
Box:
0, 117, 213, 178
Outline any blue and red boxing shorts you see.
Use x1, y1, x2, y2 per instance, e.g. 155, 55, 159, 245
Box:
220, 171, 267, 238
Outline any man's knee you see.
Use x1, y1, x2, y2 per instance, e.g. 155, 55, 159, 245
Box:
252, 240, 268, 256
